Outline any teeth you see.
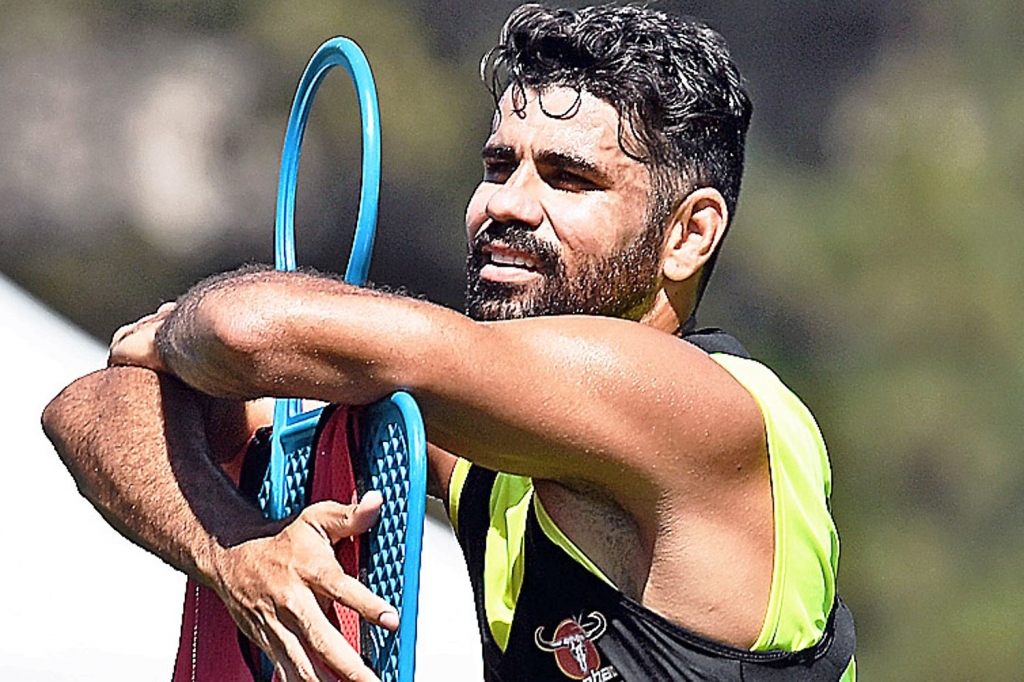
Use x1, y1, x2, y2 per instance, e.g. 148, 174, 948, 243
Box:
490, 252, 536, 269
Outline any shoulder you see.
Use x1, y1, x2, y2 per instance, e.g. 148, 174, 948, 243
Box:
710, 355, 841, 652
707, 353, 813, 415
708, 353, 831, 488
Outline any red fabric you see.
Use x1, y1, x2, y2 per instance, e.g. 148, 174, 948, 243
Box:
171, 406, 360, 681
309, 407, 362, 648
172, 581, 253, 681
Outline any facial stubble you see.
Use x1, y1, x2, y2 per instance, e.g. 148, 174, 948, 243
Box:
464, 218, 665, 322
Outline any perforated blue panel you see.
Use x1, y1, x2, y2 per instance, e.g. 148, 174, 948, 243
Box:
363, 416, 411, 679
259, 395, 426, 682
257, 438, 313, 518
359, 393, 425, 682
262, 36, 422, 682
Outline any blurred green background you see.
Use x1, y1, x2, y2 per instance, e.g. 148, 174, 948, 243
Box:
2, 1, 1021, 678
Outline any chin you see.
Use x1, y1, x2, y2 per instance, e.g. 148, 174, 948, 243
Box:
466, 272, 538, 321
465, 296, 533, 322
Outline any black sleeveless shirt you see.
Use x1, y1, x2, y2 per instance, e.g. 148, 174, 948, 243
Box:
446, 330, 855, 682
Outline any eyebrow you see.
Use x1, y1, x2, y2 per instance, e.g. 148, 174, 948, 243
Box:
481, 144, 610, 181
481, 144, 516, 162
536, 150, 607, 179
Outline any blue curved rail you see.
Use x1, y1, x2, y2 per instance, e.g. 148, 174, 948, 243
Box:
260, 36, 423, 682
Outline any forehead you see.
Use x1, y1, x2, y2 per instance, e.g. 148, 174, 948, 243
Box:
488, 86, 639, 169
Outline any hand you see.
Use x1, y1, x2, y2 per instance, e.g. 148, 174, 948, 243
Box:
108, 302, 176, 372
211, 492, 398, 682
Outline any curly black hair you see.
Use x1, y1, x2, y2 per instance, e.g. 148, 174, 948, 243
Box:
482, 3, 752, 301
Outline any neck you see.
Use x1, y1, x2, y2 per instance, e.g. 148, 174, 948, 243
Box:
639, 284, 697, 336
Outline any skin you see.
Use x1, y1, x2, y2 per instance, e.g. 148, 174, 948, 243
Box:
42, 367, 398, 682
44, 87, 773, 680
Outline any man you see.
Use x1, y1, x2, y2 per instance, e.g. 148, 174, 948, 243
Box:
43, 4, 855, 681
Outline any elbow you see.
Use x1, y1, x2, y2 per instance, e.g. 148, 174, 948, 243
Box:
40, 370, 100, 452
41, 366, 156, 457
41, 367, 166, 503
41, 401, 90, 502
206, 309, 269, 362
41, 370, 107, 500
203, 309, 281, 398
40, 387, 68, 452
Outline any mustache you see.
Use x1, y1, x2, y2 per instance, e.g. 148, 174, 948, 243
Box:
469, 222, 560, 273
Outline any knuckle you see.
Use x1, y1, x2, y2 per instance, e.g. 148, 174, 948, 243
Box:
303, 628, 332, 662
277, 587, 306, 619
312, 565, 350, 602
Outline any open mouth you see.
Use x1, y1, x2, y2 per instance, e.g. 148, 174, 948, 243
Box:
478, 244, 544, 282
487, 248, 540, 271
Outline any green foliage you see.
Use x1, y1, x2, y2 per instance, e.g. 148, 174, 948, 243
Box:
702, 5, 1024, 676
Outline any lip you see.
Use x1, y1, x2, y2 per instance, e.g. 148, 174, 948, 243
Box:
478, 244, 543, 283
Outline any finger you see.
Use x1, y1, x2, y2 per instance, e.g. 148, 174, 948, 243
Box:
307, 632, 377, 682
271, 617, 377, 682
301, 554, 398, 632
300, 494, 398, 631
108, 321, 168, 372
274, 660, 297, 682
108, 333, 162, 371
110, 325, 127, 350
109, 302, 176, 349
302, 495, 382, 545
354, 490, 383, 522
277, 588, 381, 681
225, 603, 314, 682
109, 308, 167, 348
265, 621, 323, 682
309, 653, 345, 682
107, 333, 137, 367
109, 321, 141, 350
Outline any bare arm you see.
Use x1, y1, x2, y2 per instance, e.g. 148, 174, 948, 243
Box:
108, 267, 772, 645
42, 367, 263, 573
144, 269, 764, 512
42, 366, 397, 682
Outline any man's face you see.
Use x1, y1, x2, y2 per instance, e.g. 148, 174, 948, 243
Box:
465, 86, 665, 322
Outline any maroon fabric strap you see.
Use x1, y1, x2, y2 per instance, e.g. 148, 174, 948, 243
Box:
309, 406, 362, 648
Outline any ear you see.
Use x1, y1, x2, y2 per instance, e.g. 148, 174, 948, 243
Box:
660, 188, 729, 283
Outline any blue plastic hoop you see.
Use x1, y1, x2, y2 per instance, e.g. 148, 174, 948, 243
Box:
275, 36, 380, 283
269, 37, 381, 520
259, 37, 424, 682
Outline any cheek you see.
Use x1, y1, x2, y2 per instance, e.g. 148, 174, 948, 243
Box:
549, 197, 630, 255
465, 184, 494, 240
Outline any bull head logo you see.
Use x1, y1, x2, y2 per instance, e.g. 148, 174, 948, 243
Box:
534, 612, 607, 680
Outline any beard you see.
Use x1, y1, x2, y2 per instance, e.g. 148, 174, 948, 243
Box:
465, 219, 665, 322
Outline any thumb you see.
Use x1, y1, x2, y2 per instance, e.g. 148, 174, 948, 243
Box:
304, 492, 382, 545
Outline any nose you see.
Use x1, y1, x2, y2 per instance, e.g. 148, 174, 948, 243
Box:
485, 175, 544, 229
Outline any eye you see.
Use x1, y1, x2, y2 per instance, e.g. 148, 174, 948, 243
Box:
483, 159, 514, 184
548, 169, 599, 192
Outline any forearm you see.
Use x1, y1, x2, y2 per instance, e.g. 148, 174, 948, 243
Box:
41, 366, 274, 584
143, 267, 758, 498
155, 268, 429, 404
43, 366, 400, 679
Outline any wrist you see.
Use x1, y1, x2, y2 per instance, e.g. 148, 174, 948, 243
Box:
193, 530, 229, 592
197, 517, 281, 596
